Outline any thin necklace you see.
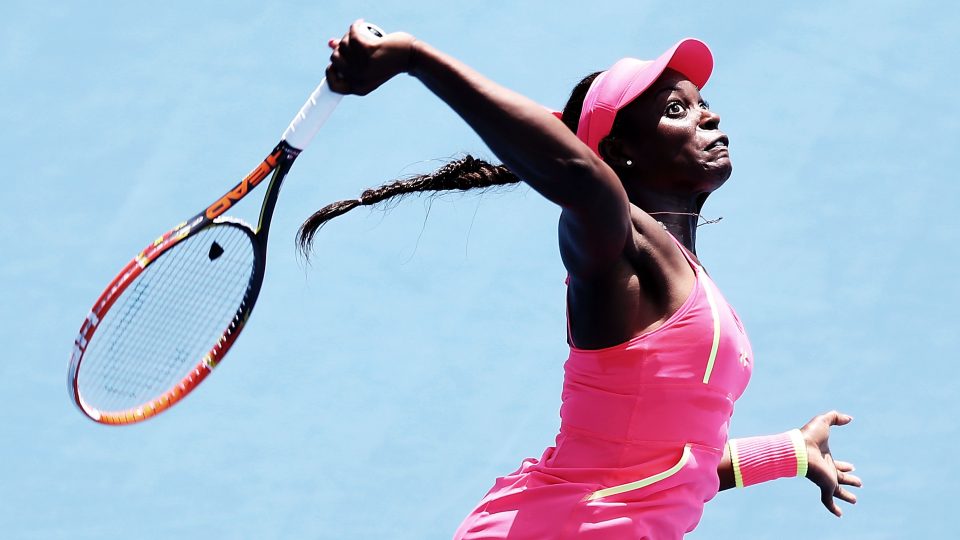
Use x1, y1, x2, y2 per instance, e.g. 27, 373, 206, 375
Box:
648, 211, 723, 227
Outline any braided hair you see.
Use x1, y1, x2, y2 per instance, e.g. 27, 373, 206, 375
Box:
296, 71, 603, 256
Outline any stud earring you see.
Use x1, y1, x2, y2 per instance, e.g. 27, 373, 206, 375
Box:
625, 160, 633, 167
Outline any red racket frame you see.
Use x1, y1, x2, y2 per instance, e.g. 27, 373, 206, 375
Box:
68, 142, 298, 424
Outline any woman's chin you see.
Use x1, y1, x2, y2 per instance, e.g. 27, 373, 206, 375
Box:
700, 159, 732, 191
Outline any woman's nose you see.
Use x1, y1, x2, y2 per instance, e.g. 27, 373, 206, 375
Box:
699, 108, 721, 129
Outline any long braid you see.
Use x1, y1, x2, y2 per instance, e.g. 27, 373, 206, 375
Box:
296, 156, 518, 253
297, 71, 602, 256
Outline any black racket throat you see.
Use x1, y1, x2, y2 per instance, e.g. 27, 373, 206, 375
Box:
216, 140, 301, 347
253, 141, 300, 242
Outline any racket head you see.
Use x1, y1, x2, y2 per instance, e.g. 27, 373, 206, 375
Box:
68, 217, 265, 425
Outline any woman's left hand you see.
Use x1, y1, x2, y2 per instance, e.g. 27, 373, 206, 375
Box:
800, 410, 862, 517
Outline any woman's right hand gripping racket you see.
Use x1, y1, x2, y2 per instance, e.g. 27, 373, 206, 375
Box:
68, 23, 385, 425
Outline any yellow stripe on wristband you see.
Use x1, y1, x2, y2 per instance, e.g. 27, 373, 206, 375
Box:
728, 439, 745, 489
788, 428, 809, 478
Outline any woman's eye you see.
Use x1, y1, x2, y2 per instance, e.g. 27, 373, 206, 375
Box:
700, 100, 711, 110
665, 102, 685, 116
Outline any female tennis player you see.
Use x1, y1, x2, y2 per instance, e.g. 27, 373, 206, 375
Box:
304, 20, 862, 539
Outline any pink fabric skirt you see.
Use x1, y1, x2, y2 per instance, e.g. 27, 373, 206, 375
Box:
453, 443, 721, 540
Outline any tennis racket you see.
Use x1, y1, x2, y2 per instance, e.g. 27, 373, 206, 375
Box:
68, 23, 384, 425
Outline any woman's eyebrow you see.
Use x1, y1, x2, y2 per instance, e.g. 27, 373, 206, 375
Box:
654, 85, 682, 98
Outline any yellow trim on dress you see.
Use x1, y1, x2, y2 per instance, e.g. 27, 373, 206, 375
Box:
586, 444, 693, 501
700, 277, 722, 384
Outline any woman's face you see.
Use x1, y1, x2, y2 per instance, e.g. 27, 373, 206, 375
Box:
609, 68, 732, 193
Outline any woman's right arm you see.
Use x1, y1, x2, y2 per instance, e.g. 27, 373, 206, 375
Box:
328, 21, 631, 273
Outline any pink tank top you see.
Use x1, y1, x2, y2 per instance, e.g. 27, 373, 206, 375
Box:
454, 238, 754, 539
550, 237, 752, 499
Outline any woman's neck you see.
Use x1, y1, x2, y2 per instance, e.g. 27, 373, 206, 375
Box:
629, 189, 709, 254
650, 211, 699, 252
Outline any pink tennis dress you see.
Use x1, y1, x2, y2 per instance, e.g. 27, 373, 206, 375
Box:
454, 240, 753, 539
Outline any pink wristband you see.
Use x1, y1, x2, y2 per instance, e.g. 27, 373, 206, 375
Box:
728, 429, 808, 488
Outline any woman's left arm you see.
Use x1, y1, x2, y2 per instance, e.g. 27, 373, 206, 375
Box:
718, 411, 863, 517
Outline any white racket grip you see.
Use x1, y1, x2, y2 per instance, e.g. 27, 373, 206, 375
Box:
280, 23, 385, 151
281, 78, 343, 151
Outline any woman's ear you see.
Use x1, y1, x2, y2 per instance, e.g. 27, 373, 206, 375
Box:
598, 136, 637, 170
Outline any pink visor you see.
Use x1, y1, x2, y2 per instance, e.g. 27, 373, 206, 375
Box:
576, 38, 713, 156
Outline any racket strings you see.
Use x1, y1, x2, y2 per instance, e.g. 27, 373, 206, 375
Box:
79, 223, 256, 412
85, 232, 217, 406
120, 225, 253, 395
90, 235, 209, 400
120, 239, 235, 378
87, 226, 252, 410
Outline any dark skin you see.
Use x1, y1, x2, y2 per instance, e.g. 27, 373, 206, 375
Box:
326, 20, 862, 517
564, 69, 729, 350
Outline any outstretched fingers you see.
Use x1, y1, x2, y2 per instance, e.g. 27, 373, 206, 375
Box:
836, 462, 863, 488
822, 410, 853, 427
821, 488, 843, 518
835, 460, 855, 472
835, 485, 858, 505
804, 412, 859, 518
